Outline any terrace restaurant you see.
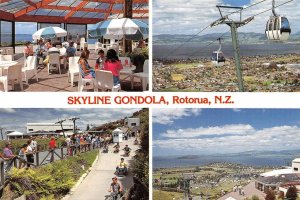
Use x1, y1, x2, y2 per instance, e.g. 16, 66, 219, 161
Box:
0, 0, 149, 92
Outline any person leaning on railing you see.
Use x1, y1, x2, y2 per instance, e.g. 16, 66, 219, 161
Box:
18, 144, 28, 169
48, 137, 57, 162
2, 143, 16, 172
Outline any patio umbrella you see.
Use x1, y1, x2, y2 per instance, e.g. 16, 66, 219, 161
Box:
88, 18, 148, 40
32, 26, 67, 40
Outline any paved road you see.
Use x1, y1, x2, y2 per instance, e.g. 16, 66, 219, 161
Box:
67, 138, 138, 200
218, 181, 265, 200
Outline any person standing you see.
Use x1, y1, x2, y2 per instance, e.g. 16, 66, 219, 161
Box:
31, 137, 37, 152
18, 144, 28, 169
48, 137, 57, 162
26, 140, 34, 168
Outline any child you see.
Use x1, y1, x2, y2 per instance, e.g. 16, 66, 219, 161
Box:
95, 49, 105, 70
103, 49, 123, 85
18, 144, 28, 169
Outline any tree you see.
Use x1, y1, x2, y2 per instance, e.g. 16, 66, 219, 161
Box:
252, 196, 260, 200
286, 186, 298, 200
265, 189, 276, 200
86, 124, 90, 131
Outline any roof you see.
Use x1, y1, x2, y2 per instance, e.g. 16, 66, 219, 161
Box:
225, 197, 237, 200
27, 123, 73, 126
0, 0, 148, 24
256, 173, 300, 186
113, 128, 123, 132
7, 131, 24, 136
293, 158, 300, 163
260, 168, 293, 177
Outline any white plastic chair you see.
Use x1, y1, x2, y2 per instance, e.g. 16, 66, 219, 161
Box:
0, 63, 23, 92
93, 70, 121, 92
78, 64, 93, 92
80, 37, 87, 50
22, 56, 38, 84
0, 55, 13, 61
47, 53, 61, 74
133, 59, 149, 91
68, 56, 80, 87
5, 48, 13, 55
60, 48, 67, 69
95, 42, 103, 54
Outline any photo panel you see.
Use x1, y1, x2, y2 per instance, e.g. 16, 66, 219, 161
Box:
153, 108, 300, 200
0, 108, 149, 200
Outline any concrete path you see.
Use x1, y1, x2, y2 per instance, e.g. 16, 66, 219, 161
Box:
67, 137, 138, 200
218, 181, 265, 200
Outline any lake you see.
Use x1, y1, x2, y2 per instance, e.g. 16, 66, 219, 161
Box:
153, 42, 300, 60
153, 154, 295, 169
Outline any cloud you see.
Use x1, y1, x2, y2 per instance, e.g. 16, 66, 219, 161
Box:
161, 124, 254, 138
153, 0, 300, 35
152, 108, 201, 125
154, 124, 300, 154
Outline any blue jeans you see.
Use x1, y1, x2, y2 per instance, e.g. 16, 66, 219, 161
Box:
113, 76, 120, 86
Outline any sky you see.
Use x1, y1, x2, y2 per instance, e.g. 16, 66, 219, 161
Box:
0, 108, 141, 133
153, 109, 300, 156
153, 0, 300, 35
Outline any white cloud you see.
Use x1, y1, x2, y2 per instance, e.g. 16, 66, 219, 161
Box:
153, 0, 300, 35
154, 125, 300, 154
152, 108, 201, 125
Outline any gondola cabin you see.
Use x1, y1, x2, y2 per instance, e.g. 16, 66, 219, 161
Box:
266, 16, 291, 41
211, 51, 225, 67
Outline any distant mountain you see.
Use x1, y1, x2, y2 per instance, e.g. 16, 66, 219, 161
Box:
153, 32, 300, 45
173, 149, 300, 160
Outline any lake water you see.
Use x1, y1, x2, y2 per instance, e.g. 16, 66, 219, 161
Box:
153, 43, 300, 60
153, 155, 294, 169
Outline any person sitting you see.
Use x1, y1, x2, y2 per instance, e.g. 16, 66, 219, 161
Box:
44, 39, 52, 50
123, 144, 131, 152
137, 39, 146, 48
103, 49, 123, 86
78, 50, 95, 79
36, 40, 46, 60
95, 49, 105, 70
24, 41, 34, 58
66, 41, 76, 57
116, 158, 128, 174
108, 176, 123, 199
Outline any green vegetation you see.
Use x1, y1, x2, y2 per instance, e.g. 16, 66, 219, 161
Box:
3, 150, 98, 200
153, 190, 182, 200
131, 108, 149, 185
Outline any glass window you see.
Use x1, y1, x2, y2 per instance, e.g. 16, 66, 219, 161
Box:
1, 21, 13, 47
281, 17, 290, 30
66, 24, 86, 42
15, 22, 37, 45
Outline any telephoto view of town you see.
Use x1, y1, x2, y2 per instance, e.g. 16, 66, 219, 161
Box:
153, 109, 300, 200
153, 0, 300, 92
0, 108, 149, 200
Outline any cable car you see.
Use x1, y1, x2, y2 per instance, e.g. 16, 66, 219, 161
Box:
211, 38, 225, 67
265, 0, 291, 41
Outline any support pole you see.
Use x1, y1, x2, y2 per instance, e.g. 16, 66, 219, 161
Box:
124, 0, 133, 54
229, 22, 244, 92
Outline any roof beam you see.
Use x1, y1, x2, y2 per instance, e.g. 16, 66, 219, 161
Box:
64, 1, 89, 20
21, 0, 37, 7
0, 10, 14, 21
16, 15, 105, 24
14, 0, 57, 18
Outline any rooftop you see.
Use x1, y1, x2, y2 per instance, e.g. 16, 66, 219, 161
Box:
0, 0, 148, 24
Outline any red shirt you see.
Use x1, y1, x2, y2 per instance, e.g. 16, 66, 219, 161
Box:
103, 60, 123, 77
49, 140, 56, 149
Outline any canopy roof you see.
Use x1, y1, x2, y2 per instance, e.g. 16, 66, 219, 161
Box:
7, 131, 24, 136
0, 0, 148, 24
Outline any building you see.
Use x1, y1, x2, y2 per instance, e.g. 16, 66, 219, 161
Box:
255, 158, 300, 193
27, 123, 73, 133
125, 118, 140, 128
